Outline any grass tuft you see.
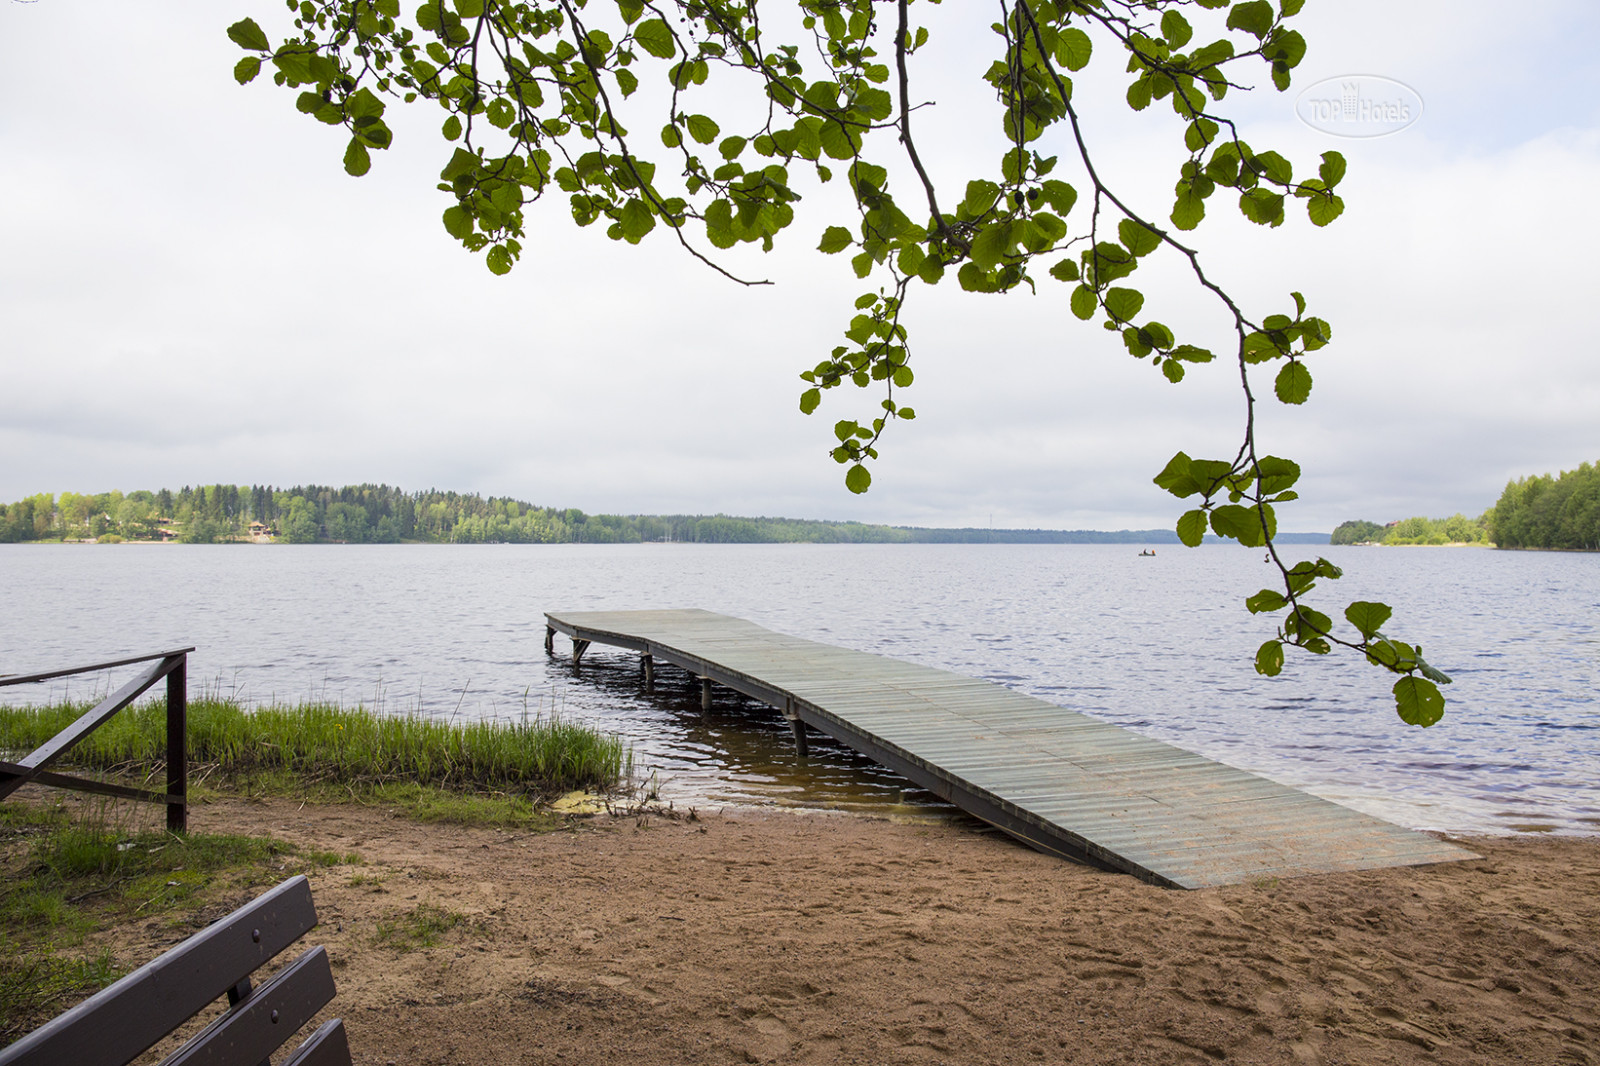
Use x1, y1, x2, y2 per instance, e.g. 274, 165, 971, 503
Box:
373, 902, 468, 951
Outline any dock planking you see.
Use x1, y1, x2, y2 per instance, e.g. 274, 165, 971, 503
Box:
545, 609, 1475, 889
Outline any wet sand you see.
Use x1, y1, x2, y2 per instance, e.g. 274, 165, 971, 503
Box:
135, 798, 1600, 1064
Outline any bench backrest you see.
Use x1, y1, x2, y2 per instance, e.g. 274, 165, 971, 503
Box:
0, 875, 349, 1066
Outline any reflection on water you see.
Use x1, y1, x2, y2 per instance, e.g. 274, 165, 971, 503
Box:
540, 645, 962, 821
1, 542, 1595, 835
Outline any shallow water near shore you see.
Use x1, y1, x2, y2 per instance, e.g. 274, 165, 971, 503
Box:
2, 542, 1596, 834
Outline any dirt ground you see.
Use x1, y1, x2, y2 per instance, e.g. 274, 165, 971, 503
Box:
118, 798, 1600, 1065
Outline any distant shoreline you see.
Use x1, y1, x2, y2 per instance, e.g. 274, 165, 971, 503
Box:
9, 533, 1339, 547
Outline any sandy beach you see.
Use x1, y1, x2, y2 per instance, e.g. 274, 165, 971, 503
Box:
104, 796, 1600, 1066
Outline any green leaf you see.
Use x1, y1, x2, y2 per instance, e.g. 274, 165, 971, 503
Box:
799, 388, 821, 414
1210, 504, 1264, 546
1161, 359, 1185, 383
233, 57, 262, 84
818, 226, 853, 254
1254, 455, 1300, 494
1393, 676, 1445, 727
441, 147, 478, 181
1152, 452, 1203, 498
617, 198, 655, 243
1274, 362, 1312, 404
1416, 653, 1453, 686
485, 244, 513, 275
1118, 219, 1161, 257
1287, 605, 1332, 643
1319, 151, 1347, 187
1246, 588, 1287, 614
1171, 183, 1207, 230
634, 18, 676, 59
1126, 77, 1152, 112
1055, 28, 1092, 71
1161, 10, 1194, 48
442, 114, 463, 141
845, 463, 872, 494
343, 137, 371, 177
1254, 640, 1285, 677
1070, 285, 1097, 320
1306, 192, 1344, 227
969, 222, 1014, 270
1103, 287, 1144, 323
959, 179, 1001, 218
660, 123, 682, 148
1239, 188, 1285, 226
1039, 179, 1077, 216
227, 18, 270, 51
1141, 322, 1174, 349
347, 87, 385, 120
1176, 508, 1208, 546
1049, 258, 1080, 283
685, 113, 719, 145
1344, 601, 1392, 640
1226, 1, 1275, 38
441, 205, 472, 240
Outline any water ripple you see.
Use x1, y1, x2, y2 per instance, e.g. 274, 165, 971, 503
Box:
2, 542, 1596, 834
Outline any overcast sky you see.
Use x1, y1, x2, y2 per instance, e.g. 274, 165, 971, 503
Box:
2, 1, 1596, 530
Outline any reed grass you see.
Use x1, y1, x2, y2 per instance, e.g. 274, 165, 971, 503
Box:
0, 697, 629, 798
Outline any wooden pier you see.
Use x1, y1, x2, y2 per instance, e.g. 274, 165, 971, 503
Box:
545, 609, 1475, 889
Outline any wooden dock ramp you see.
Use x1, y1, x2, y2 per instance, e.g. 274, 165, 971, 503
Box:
545, 609, 1475, 889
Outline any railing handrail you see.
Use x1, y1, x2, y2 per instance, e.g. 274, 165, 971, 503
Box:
0, 647, 197, 688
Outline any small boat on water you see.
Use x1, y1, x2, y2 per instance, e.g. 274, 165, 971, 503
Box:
1138, 549, 1156, 557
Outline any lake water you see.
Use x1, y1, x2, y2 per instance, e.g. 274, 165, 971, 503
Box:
2, 543, 1595, 835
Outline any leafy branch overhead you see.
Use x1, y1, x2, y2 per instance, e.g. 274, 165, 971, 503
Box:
228, 0, 1448, 725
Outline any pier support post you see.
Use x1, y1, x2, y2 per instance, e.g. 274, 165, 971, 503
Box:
782, 698, 808, 758
545, 626, 554, 655
641, 654, 654, 691
572, 639, 590, 667
701, 677, 712, 711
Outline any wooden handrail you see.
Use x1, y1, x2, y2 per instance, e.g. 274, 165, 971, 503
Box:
0, 647, 196, 687
0, 649, 191, 831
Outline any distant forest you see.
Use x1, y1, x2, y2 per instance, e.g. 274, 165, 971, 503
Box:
0, 483, 1329, 546
1329, 459, 1600, 551
1330, 513, 1491, 547
1488, 461, 1600, 550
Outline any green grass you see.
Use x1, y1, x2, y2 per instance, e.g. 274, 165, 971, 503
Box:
0, 949, 119, 1043
0, 696, 629, 799
373, 902, 469, 951
0, 800, 326, 1041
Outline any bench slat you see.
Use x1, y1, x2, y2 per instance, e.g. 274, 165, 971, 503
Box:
162, 946, 337, 1066
278, 1019, 353, 1066
0, 877, 318, 1066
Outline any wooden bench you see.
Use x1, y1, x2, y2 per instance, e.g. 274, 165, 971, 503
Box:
0, 875, 349, 1066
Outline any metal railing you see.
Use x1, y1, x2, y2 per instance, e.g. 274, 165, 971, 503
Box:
0, 648, 194, 831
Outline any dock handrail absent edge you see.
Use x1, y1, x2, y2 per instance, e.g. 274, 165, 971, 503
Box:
544, 609, 1477, 890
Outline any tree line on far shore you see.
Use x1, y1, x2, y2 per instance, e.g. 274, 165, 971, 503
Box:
1330, 514, 1491, 546
0, 483, 1226, 546
1330, 459, 1600, 550
1487, 461, 1600, 550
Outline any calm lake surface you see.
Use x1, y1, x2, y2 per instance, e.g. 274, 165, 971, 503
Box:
2, 543, 1595, 835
